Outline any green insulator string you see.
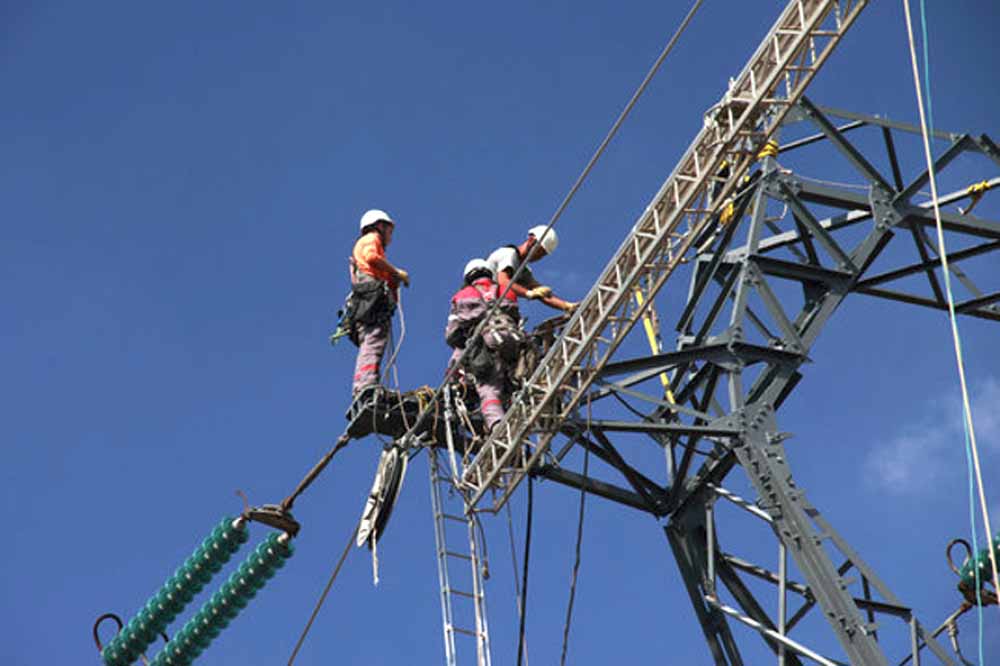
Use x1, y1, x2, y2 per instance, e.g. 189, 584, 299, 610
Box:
149, 532, 294, 666
102, 516, 248, 666
959, 532, 1000, 589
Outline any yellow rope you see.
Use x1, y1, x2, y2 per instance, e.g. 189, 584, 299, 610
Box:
962, 180, 992, 216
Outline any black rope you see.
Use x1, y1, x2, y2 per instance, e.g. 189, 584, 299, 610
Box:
516, 475, 534, 666
287, 526, 359, 665
559, 446, 589, 666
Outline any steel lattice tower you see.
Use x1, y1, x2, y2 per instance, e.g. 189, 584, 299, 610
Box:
445, 1, 999, 661
452, 99, 999, 665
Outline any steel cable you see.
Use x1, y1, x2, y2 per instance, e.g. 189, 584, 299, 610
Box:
516, 476, 534, 666
287, 526, 359, 665
903, 3, 999, 662
369, 0, 709, 488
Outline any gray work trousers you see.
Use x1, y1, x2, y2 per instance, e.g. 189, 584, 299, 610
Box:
353, 320, 389, 394
446, 348, 506, 431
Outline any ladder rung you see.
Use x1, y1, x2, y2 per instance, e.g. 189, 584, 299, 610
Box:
446, 550, 472, 561
451, 589, 475, 599
453, 627, 481, 637
442, 513, 467, 522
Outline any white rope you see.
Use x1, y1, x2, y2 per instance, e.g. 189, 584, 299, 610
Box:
902, 0, 1000, 618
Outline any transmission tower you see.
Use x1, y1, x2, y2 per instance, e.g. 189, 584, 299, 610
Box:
450, 1, 999, 664
93, 1, 999, 665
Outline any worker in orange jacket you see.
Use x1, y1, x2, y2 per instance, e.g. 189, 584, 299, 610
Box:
347, 209, 410, 397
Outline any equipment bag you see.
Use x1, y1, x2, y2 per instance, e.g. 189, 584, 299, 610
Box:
340, 281, 395, 346
462, 334, 497, 381
480, 311, 525, 365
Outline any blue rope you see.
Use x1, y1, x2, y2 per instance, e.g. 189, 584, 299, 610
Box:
917, 2, 984, 663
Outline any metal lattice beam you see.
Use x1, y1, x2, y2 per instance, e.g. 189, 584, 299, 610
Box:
462, 0, 870, 511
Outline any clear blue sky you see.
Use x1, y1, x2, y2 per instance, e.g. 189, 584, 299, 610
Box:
3, 1, 999, 664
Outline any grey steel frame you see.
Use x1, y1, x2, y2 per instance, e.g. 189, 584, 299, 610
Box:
525, 102, 999, 665
462, 0, 870, 509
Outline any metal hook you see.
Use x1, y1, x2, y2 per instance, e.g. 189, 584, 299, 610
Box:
93, 612, 124, 653
946, 538, 972, 577
93, 612, 170, 655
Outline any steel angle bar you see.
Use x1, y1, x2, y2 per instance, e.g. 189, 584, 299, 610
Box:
592, 380, 712, 420
798, 97, 892, 192
813, 104, 960, 142
705, 597, 841, 666
598, 347, 717, 379
853, 287, 1000, 322
558, 424, 668, 496
856, 240, 1000, 289
745, 262, 807, 352
590, 428, 668, 511
776, 180, 856, 270
906, 223, 946, 304
708, 483, 775, 523
901, 204, 1000, 240
802, 506, 956, 665
667, 524, 745, 665
955, 291, 1000, 313
778, 119, 865, 153
912, 225, 992, 302
535, 464, 658, 514
794, 180, 872, 210
678, 190, 757, 334
721, 552, 811, 596
586, 368, 674, 403
750, 254, 854, 286
882, 127, 905, 192
895, 136, 973, 204
715, 555, 806, 666
587, 420, 740, 438
749, 207, 873, 255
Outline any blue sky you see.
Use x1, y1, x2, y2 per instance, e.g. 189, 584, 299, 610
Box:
3, 1, 999, 665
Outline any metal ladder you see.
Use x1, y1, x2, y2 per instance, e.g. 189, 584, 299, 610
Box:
428, 446, 492, 666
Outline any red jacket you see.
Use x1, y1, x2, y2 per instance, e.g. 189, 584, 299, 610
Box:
445, 278, 518, 348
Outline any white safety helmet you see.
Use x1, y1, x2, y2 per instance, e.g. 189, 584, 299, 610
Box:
463, 258, 494, 282
359, 209, 394, 232
527, 225, 558, 255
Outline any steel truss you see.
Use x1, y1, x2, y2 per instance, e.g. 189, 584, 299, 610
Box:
462, 0, 870, 509
482, 103, 998, 665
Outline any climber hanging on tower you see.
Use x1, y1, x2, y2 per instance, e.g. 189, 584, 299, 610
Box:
343, 209, 410, 400
486, 226, 577, 313
445, 259, 526, 433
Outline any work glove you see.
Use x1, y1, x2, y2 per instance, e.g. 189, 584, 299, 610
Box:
395, 268, 411, 287
562, 301, 579, 313
526, 285, 552, 299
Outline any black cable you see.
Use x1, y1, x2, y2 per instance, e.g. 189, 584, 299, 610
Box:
516, 475, 534, 666
559, 446, 589, 666
287, 526, 359, 665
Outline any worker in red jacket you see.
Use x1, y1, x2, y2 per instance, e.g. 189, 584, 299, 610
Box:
347, 209, 410, 397
445, 259, 524, 432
